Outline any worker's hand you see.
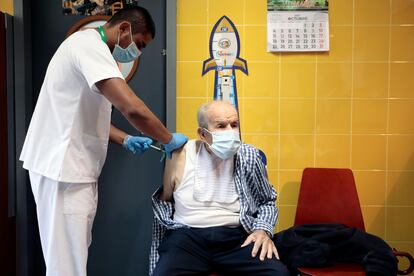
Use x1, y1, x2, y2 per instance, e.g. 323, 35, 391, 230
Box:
163, 133, 188, 159
123, 135, 153, 155
241, 230, 279, 261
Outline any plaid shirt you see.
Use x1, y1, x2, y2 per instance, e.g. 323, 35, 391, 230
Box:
149, 142, 278, 275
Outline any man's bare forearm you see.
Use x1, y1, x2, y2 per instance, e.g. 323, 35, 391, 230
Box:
109, 124, 127, 145
97, 78, 172, 144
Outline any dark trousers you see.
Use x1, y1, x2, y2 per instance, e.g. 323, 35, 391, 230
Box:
153, 226, 290, 276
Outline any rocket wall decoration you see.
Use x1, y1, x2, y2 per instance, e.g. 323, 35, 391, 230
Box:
202, 16, 248, 111
202, 16, 268, 166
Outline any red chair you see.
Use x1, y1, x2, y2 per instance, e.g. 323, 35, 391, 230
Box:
294, 168, 414, 276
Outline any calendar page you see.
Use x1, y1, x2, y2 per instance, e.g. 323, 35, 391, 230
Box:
267, 0, 329, 52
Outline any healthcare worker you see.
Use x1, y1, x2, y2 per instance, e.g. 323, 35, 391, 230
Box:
19, 6, 187, 276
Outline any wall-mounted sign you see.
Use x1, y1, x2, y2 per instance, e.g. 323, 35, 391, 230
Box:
62, 0, 139, 16
267, 0, 329, 52
202, 16, 248, 111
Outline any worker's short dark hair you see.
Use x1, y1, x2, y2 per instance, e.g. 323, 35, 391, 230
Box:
107, 6, 155, 38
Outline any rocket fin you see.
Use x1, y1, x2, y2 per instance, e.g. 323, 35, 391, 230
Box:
233, 57, 248, 75
202, 58, 217, 75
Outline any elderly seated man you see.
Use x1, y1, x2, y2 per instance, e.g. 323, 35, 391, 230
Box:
150, 101, 289, 276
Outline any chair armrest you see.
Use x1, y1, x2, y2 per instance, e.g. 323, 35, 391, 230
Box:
393, 248, 414, 275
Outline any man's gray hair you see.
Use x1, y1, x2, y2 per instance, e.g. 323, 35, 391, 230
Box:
197, 100, 236, 129
197, 102, 213, 129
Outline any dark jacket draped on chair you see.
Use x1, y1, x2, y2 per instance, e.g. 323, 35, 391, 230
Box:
275, 223, 397, 276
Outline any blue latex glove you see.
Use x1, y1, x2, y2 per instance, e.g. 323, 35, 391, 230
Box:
123, 135, 153, 155
163, 133, 188, 159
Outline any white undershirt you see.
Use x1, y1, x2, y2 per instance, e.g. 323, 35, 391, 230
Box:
173, 140, 241, 228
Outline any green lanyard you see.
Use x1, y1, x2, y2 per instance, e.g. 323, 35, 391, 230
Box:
98, 26, 107, 43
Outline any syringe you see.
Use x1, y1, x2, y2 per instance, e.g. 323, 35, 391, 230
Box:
150, 144, 165, 152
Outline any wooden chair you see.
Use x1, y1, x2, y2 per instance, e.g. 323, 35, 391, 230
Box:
294, 168, 414, 276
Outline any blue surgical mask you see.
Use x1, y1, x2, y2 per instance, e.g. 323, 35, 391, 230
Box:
112, 25, 142, 63
204, 129, 241, 159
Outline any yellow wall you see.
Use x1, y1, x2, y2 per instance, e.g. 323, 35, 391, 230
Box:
0, 0, 13, 15
176, 0, 414, 257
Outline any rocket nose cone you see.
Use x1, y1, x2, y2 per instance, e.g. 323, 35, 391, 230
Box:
215, 16, 235, 33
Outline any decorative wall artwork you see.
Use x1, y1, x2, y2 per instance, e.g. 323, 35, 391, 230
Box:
201, 16, 269, 165
267, 0, 329, 52
62, 0, 139, 16
202, 16, 248, 111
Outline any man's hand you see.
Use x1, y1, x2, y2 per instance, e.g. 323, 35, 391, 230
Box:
163, 133, 188, 159
123, 135, 153, 154
241, 230, 280, 261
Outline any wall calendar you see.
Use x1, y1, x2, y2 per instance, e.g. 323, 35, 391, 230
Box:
267, 0, 329, 52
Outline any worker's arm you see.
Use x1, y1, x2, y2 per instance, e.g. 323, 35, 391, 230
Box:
110, 124, 153, 154
109, 124, 127, 145
97, 77, 172, 144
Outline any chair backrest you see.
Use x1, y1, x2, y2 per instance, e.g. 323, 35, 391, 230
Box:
294, 168, 365, 231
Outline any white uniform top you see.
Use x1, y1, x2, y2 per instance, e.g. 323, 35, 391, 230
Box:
173, 140, 241, 228
20, 29, 124, 183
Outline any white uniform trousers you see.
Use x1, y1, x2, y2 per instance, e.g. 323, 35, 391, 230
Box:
29, 171, 98, 276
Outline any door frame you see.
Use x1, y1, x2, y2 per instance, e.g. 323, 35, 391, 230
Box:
0, 11, 17, 276
166, 0, 176, 131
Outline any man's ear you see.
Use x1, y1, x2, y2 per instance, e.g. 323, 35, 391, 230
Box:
118, 21, 131, 35
197, 127, 206, 140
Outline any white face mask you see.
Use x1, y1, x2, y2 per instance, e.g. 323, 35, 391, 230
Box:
203, 129, 241, 159
112, 25, 142, 63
